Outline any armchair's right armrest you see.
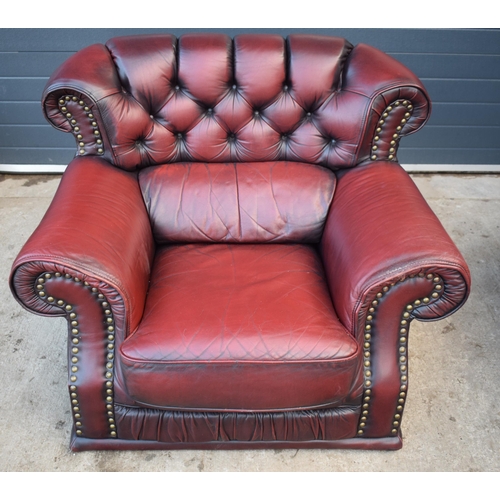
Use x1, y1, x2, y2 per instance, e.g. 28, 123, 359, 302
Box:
9, 156, 155, 438
42, 44, 123, 164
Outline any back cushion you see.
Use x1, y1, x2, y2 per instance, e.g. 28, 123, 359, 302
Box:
101, 33, 355, 170
139, 161, 336, 243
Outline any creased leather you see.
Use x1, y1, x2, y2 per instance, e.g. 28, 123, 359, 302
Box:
11, 33, 470, 450
42, 34, 429, 171
120, 243, 361, 411
139, 161, 336, 243
10, 157, 155, 334
114, 404, 359, 442
320, 161, 471, 335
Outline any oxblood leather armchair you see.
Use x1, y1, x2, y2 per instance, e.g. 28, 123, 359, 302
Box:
10, 34, 471, 451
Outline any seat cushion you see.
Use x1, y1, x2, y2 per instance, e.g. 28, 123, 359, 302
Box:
119, 243, 360, 411
139, 161, 336, 243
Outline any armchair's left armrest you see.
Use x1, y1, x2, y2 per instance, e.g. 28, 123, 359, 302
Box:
10, 156, 155, 335
321, 161, 470, 335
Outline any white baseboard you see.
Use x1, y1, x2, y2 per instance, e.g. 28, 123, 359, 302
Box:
1, 164, 500, 174
0, 164, 67, 174
403, 164, 500, 173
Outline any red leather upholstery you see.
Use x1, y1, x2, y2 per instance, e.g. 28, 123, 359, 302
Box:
42, 34, 429, 171
139, 161, 336, 243
120, 243, 360, 411
111, 405, 361, 446
321, 161, 471, 334
10, 157, 154, 334
10, 33, 470, 451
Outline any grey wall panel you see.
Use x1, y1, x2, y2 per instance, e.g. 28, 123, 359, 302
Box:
0, 78, 47, 101
0, 52, 74, 77
1, 28, 498, 54
403, 127, 500, 149
0, 125, 74, 148
398, 148, 500, 165
392, 54, 500, 79
1, 28, 499, 166
428, 103, 500, 126
0, 103, 46, 125
421, 79, 500, 103
0, 148, 74, 164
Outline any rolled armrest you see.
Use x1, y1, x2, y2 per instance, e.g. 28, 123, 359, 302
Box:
42, 35, 178, 171
10, 156, 155, 334
42, 44, 123, 164
321, 161, 471, 335
321, 161, 470, 438
333, 44, 431, 166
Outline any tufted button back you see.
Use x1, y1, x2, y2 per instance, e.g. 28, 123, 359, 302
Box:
42, 33, 430, 171
98, 33, 355, 170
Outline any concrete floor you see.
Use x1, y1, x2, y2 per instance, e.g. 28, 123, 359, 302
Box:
0, 172, 499, 472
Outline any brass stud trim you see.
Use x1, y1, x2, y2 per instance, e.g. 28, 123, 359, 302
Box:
58, 95, 104, 157
358, 271, 444, 437
34, 270, 117, 439
369, 99, 413, 162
